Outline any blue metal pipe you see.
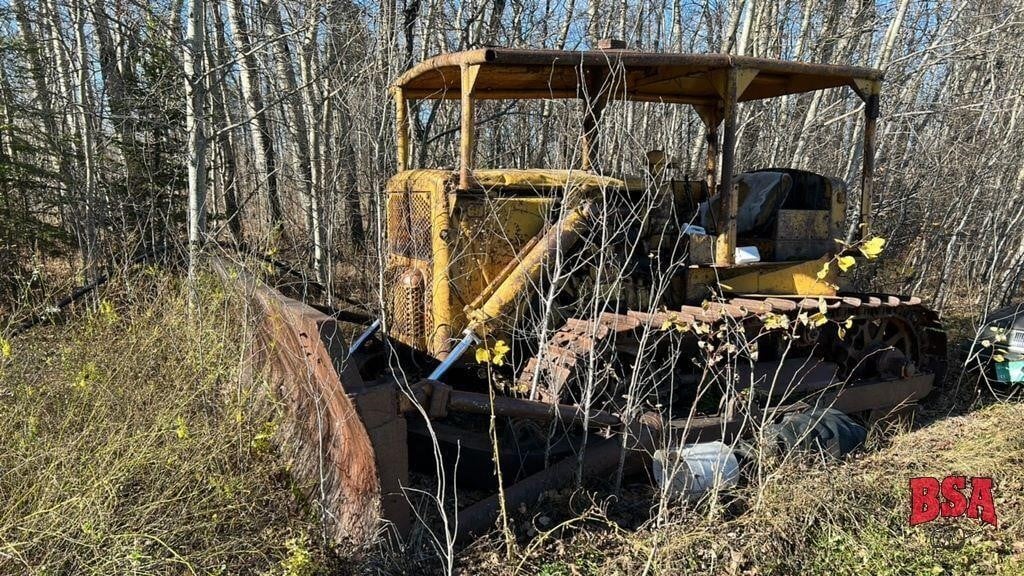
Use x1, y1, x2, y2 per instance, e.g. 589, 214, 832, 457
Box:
348, 319, 381, 355
428, 330, 479, 381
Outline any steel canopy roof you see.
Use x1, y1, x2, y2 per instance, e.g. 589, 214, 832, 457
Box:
393, 48, 882, 104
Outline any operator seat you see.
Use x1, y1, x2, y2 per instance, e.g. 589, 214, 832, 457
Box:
697, 169, 844, 262
699, 171, 793, 236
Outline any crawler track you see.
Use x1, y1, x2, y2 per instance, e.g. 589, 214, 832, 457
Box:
518, 293, 946, 408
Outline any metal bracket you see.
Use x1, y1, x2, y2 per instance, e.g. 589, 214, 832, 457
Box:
707, 68, 759, 101
851, 78, 881, 104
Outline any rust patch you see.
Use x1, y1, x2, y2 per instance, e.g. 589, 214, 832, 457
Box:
215, 259, 381, 545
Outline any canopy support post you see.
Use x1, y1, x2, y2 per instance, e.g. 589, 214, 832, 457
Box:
858, 79, 880, 241
459, 64, 481, 190
695, 105, 722, 212
394, 88, 410, 171
715, 69, 739, 265
705, 68, 756, 265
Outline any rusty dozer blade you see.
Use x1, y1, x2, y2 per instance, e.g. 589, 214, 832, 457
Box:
212, 258, 408, 543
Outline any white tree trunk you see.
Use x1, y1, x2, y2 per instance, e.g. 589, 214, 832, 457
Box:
184, 0, 207, 287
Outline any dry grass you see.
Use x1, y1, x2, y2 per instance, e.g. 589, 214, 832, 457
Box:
0, 270, 344, 575
3, 271, 1023, 575
457, 400, 1024, 575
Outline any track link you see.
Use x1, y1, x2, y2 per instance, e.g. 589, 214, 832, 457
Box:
517, 293, 945, 405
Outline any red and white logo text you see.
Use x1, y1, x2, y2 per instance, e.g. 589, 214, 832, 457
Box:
909, 476, 997, 528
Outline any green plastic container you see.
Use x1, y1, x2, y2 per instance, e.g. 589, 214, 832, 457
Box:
995, 360, 1024, 383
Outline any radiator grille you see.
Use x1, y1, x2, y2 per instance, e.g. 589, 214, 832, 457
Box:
388, 191, 432, 261
393, 268, 425, 348
1010, 329, 1024, 352
408, 194, 432, 260
387, 193, 410, 257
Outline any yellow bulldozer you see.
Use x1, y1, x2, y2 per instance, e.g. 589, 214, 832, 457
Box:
372, 44, 937, 403
333, 43, 947, 538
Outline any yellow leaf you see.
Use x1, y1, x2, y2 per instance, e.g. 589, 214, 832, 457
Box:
74, 362, 97, 390
844, 317, 855, 329
837, 255, 857, 272
0, 338, 10, 359
809, 312, 828, 327
762, 313, 789, 330
818, 298, 828, 315
993, 354, 1006, 363
476, 340, 509, 366
475, 347, 492, 364
838, 326, 846, 339
99, 300, 119, 324
675, 322, 690, 333
175, 416, 189, 440
492, 340, 510, 366
859, 237, 886, 259
660, 321, 672, 331
981, 339, 992, 348
815, 261, 830, 280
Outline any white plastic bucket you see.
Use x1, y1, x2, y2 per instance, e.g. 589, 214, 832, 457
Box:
652, 441, 740, 501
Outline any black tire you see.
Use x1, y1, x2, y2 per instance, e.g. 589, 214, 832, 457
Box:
764, 408, 867, 458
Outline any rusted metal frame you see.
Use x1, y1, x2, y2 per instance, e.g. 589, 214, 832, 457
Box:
393, 87, 411, 171
479, 50, 882, 79
815, 373, 934, 414
446, 343, 929, 540
459, 63, 481, 190
404, 379, 622, 428
456, 432, 649, 540
580, 69, 609, 171
402, 88, 720, 106
715, 69, 739, 264
394, 48, 883, 92
642, 411, 744, 445
653, 374, 933, 445
695, 105, 722, 218
740, 358, 842, 401
450, 388, 621, 427
745, 373, 934, 419
857, 79, 881, 240
404, 83, 852, 103
454, 387, 800, 539
631, 67, 707, 89
700, 68, 758, 264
